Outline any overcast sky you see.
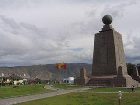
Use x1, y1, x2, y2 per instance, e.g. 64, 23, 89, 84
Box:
0, 0, 140, 66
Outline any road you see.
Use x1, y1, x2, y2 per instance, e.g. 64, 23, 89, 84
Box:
0, 87, 90, 105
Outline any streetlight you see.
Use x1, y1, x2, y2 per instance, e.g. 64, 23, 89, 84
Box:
118, 91, 122, 105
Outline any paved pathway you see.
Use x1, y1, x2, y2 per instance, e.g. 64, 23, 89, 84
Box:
0, 87, 90, 105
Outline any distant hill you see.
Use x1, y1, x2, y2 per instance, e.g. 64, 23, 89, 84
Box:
0, 63, 92, 80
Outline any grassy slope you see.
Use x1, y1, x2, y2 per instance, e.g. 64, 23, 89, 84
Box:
88, 87, 140, 92
53, 84, 81, 89
0, 84, 49, 98
17, 88, 140, 105
0, 84, 80, 99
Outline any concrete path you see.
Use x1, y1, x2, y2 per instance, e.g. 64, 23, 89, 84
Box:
91, 91, 129, 93
0, 87, 90, 105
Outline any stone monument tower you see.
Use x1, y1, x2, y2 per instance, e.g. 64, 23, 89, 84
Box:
87, 15, 139, 87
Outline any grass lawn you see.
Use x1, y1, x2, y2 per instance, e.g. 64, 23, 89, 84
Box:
0, 84, 50, 99
53, 84, 81, 89
89, 87, 140, 92
16, 88, 140, 105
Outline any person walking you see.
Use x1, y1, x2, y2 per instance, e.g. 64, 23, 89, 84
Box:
131, 85, 135, 92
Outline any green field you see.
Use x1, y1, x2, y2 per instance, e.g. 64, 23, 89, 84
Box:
53, 84, 81, 89
0, 84, 80, 99
88, 87, 140, 92
0, 84, 50, 98
16, 87, 140, 105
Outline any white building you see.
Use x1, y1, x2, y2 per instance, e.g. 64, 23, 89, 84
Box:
63, 77, 74, 84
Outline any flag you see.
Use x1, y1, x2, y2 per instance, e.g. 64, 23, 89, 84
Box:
56, 63, 67, 70
63, 64, 67, 69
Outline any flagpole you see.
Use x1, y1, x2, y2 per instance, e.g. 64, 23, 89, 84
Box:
58, 69, 60, 84
66, 63, 68, 78
56, 65, 60, 84
56, 63, 67, 84
60, 69, 61, 84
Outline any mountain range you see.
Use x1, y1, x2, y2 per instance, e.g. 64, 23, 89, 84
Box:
0, 63, 92, 80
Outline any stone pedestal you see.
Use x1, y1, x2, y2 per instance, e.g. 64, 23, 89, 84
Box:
113, 66, 139, 87
74, 68, 89, 85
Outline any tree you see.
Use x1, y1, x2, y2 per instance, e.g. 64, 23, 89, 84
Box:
127, 63, 135, 76
136, 64, 140, 75
35, 78, 41, 84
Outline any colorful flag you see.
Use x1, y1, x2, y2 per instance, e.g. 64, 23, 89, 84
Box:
56, 63, 67, 70
63, 64, 67, 69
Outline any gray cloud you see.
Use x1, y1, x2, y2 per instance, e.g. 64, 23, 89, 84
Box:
0, 15, 91, 66
0, 0, 140, 66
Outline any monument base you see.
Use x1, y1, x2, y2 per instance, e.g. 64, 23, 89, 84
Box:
74, 68, 90, 85
74, 77, 89, 85
87, 75, 140, 87
87, 76, 115, 87
113, 75, 139, 87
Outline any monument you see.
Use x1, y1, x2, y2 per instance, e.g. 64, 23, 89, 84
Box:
75, 15, 139, 87
74, 68, 89, 85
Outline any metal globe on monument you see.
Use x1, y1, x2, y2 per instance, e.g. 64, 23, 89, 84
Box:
102, 15, 112, 25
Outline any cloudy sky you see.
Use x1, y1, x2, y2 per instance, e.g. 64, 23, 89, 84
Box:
0, 0, 140, 66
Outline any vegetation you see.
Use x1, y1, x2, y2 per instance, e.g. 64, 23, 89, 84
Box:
88, 87, 140, 92
0, 83, 81, 99
16, 88, 140, 105
0, 84, 50, 99
126, 63, 140, 76
53, 83, 81, 89
127, 63, 136, 76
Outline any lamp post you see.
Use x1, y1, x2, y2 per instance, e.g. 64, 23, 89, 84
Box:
118, 91, 122, 105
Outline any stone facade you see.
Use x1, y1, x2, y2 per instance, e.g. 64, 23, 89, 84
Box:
74, 68, 89, 85
92, 25, 127, 76
75, 15, 140, 87
88, 24, 139, 87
